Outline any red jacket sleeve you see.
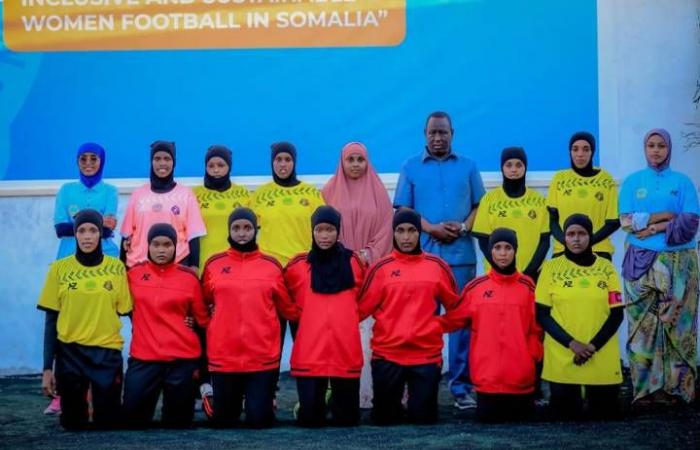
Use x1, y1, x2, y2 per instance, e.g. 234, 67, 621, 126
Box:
357, 261, 383, 321
187, 274, 210, 328
439, 283, 473, 333
526, 287, 544, 362
274, 266, 299, 321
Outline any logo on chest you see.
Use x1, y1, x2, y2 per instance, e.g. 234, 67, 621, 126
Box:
171, 205, 181, 215
482, 289, 494, 298
221, 266, 231, 274
636, 188, 647, 200
141, 273, 151, 281
390, 269, 401, 278
103, 281, 113, 291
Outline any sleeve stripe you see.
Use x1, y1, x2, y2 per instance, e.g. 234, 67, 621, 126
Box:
462, 275, 489, 293
357, 257, 395, 299
424, 255, 458, 291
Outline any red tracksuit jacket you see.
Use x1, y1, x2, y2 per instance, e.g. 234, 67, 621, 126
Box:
284, 253, 365, 378
357, 250, 459, 366
127, 261, 209, 361
443, 270, 543, 394
202, 248, 298, 373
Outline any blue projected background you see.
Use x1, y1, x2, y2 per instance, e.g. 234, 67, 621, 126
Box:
0, 0, 598, 180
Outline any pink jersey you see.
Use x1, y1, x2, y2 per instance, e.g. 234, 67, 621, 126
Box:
121, 184, 207, 267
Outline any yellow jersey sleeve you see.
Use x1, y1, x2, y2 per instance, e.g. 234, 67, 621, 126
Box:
535, 261, 553, 307
115, 265, 133, 315
471, 191, 493, 236
545, 172, 561, 210
605, 175, 619, 222
37, 262, 60, 312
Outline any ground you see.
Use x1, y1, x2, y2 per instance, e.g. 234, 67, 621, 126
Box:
1, 370, 699, 449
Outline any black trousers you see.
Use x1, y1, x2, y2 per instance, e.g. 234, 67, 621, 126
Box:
371, 359, 441, 425
211, 369, 278, 428
476, 392, 535, 423
121, 357, 199, 428
54, 342, 123, 430
296, 376, 360, 427
549, 382, 621, 420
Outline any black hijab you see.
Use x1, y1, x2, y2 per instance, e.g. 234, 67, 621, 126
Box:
488, 228, 518, 275
501, 146, 527, 198
150, 140, 177, 193
74, 209, 104, 267
204, 145, 232, 192
569, 132, 600, 177
307, 206, 355, 294
147, 223, 177, 264
227, 207, 259, 253
392, 209, 422, 255
271, 141, 301, 187
563, 214, 595, 266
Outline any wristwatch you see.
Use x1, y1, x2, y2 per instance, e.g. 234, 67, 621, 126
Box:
459, 222, 468, 236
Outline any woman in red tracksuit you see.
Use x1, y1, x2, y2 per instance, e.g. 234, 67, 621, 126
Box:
285, 205, 366, 427
201, 207, 297, 428
122, 223, 210, 428
357, 209, 460, 425
443, 227, 543, 422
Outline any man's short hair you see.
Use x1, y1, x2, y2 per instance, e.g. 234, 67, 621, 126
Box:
425, 111, 453, 130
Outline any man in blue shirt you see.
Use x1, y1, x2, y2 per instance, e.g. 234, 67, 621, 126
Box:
394, 111, 485, 409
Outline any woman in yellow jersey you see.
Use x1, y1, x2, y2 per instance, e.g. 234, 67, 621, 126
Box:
535, 214, 624, 420
249, 141, 324, 339
546, 132, 620, 260
37, 209, 132, 430
472, 147, 549, 281
193, 145, 250, 273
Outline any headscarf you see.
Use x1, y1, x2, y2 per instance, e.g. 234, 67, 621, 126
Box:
73, 209, 104, 267
150, 140, 177, 193
271, 141, 300, 187
77, 142, 105, 189
392, 209, 422, 255
563, 214, 595, 266
488, 228, 518, 275
227, 207, 258, 253
500, 146, 527, 198
147, 223, 177, 264
569, 131, 599, 177
644, 128, 672, 172
204, 145, 232, 192
307, 206, 355, 294
321, 142, 393, 262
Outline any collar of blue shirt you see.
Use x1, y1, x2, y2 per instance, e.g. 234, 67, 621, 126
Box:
422, 147, 458, 162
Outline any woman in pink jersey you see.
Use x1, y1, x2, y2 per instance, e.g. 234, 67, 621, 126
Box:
120, 141, 206, 269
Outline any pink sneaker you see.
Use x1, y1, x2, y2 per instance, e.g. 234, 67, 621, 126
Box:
44, 396, 61, 415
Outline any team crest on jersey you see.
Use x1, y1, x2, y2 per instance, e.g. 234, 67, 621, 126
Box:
528, 209, 537, 219
483, 290, 494, 298
103, 281, 113, 291
152, 203, 163, 212
595, 191, 604, 202
636, 188, 647, 199
69, 205, 80, 217
597, 280, 608, 290
171, 205, 181, 215
283, 197, 293, 206
577, 189, 588, 199
578, 278, 591, 289
299, 198, 310, 207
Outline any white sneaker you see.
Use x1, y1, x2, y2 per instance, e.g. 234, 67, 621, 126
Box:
454, 394, 477, 410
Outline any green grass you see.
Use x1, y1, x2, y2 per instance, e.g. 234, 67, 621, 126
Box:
1, 372, 699, 449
